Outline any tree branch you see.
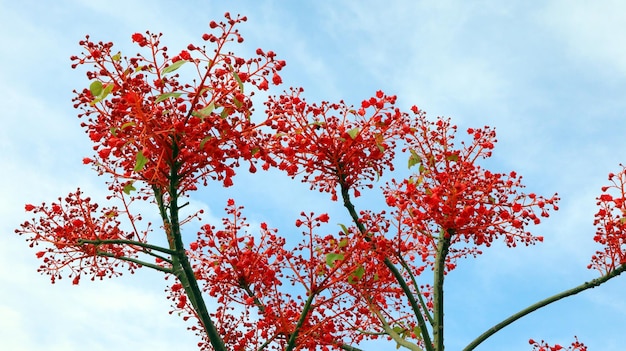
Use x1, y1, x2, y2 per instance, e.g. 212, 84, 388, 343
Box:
340, 182, 434, 351
463, 263, 626, 351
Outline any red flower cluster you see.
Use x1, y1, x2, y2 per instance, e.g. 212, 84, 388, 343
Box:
15, 188, 146, 284
71, 14, 286, 193
265, 88, 409, 200
589, 164, 626, 274
529, 337, 587, 351
384, 110, 559, 269
173, 201, 393, 350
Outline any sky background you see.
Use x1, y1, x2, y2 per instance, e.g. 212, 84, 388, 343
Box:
1, 0, 626, 350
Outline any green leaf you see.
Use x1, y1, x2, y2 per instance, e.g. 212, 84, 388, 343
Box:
199, 136, 211, 149
194, 102, 215, 119
133, 150, 148, 172
155, 92, 183, 103
112, 52, 122, 61
412, 326, 422, 340
354, 264, 364, 279
338, 238, 349, 248
309, 121, 325, 128
325, 253, 344, 268
121, 121, 136, 130
445, 153, 459, 162
89, 81, 103, 97
347, 127, 360, 140
348, 264, 365, 284
102, 83, 113, 98
91, 84, 115, 106
162, 60, 187, 75
123, 182, 136, 195
231, 65, 244, 92
110, 127, 118, 137
220, 108, 229, 119
105, 211, 117, 218
338, 223, 350, 235
408, 149, 421, 169
233, 96, 242, 108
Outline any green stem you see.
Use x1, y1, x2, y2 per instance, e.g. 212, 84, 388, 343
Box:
165, 142, 226, 351
339, 345, 365, 351
340, 183, 434, 351
95, 251, 173, 273
399, 255, 434, 326
463, 263, 626, 351
371, 305, 423, 351
433, 229, 451, 351
286, 291, 316, 351
78, 238, 177, 257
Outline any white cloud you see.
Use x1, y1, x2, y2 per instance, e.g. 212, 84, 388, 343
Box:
538, 0, 626, 77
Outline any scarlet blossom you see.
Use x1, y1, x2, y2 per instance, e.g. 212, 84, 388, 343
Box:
589, 164, 626, 274
383, 111, 558, 269
266, 88, 408, 200
529, 336, 587, 351
15, 188, 146, 284
131, 33, 148, 47
71, 14, 286, 194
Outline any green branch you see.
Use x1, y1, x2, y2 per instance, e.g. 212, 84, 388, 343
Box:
286, 291, 316, 351
399, 255, 434, 326
340, 182, 434, 351
78, 238, 177, 257
95, 251, 173, 274
371, 305, 423, 351
164, 141, 227, 351
463, 264, 626, 351
432, 229, 451, 351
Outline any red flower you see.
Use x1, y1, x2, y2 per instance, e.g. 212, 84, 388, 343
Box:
384, 112, 558, 270
529, 337, 587, 351
179, 50, 191, 60
272, 73, 282, 85
589, 164, 626, 274
70, 20, 286, 193
131, 33, 148, 47
267, 88, 407, 200
15, 188, 143, 284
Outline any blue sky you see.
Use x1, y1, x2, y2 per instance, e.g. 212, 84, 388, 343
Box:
1, 1, 626, 350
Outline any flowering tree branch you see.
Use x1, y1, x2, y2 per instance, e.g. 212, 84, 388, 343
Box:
15, 11, 626, 351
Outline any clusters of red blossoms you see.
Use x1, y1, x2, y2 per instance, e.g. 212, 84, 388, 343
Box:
71, 13, 285, 194
589, 164, 626, 274
265, 88, 408, 200
529, 337, 587, 351
175, 201, 397, 350
15, 189, 145, 284
383, 109, 559, 269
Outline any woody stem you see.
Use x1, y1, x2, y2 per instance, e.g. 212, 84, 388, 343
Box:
340, 182, 434, 351
158, 140, 226, 351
